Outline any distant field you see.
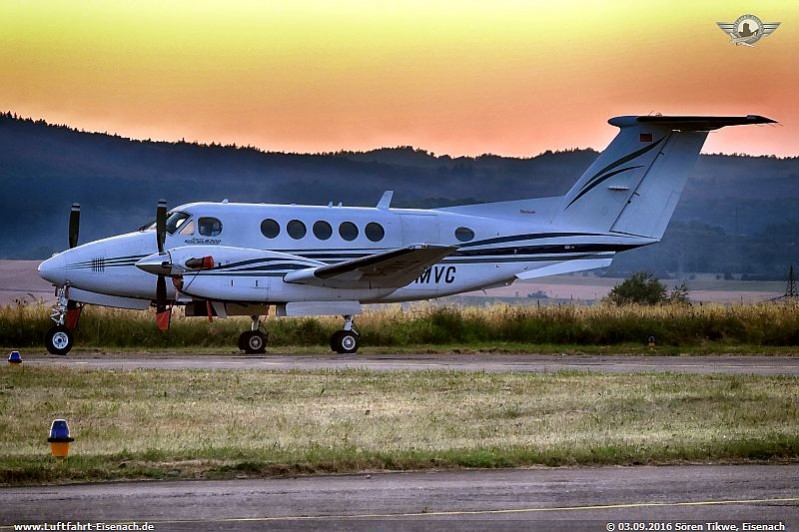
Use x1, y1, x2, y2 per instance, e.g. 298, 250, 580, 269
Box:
0, 260, 784, 307
490, 273, 784, 304
0, 261, 53, 306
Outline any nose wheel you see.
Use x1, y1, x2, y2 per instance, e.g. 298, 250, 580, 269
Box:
46, 325, 74, 356
238, 315, 268, 354
330, 315, 360, 354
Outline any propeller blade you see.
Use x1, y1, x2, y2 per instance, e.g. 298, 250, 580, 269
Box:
156, 307, 172, 332
156, 274, 167, 312
68, 203, 80, 249
154, 200, 171, 332
155, 274, 171, 332
156, 199, 167, 254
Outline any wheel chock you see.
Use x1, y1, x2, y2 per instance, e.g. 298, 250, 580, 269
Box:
48, 419, 75, 458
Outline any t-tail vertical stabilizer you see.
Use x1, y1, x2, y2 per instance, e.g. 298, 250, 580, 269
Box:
552, 115, 775, 240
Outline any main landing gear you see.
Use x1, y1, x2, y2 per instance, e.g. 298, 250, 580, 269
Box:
330, 315, 360, 354
238, 315, 268, 354
45, 286, 81, 356
235, 313, 360, 355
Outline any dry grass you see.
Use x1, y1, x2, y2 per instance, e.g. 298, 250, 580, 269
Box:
1, 300, 799, 349
1, 366, 797, 484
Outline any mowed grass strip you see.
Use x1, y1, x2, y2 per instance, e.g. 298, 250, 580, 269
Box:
1, 367, 798, 484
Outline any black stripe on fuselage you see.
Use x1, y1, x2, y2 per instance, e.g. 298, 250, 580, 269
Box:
457, 232, 602, 248
211, 257, 321, 271
191, 253, 617, 276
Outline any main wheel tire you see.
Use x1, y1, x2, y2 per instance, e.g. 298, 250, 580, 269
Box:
46, 325, 73, 356
330, 330, 359, 354
239, 331, 267, 354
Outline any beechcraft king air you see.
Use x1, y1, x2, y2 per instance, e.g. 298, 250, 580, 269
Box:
38, 115, 775, 355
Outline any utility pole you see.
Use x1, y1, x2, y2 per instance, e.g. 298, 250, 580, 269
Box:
787, 265, 797, 299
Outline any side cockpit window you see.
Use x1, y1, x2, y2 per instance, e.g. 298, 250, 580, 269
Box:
165, 212, 190, 234
179, 220, 195, 236
198, 217, 223, 237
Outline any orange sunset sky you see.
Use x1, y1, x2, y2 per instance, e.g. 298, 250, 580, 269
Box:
1, 1, 797, 157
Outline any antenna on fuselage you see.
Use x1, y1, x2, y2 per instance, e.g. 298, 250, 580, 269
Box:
377, 191, 394, 210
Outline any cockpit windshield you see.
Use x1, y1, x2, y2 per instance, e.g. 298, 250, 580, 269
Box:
138, 211, 191, 234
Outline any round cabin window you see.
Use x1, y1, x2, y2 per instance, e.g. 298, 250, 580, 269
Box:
455, 227, 475, 242
261, 219, 280, 238
313, 221, 333, 240
339, 222, 358, 241
287, 220, 307, 239
365, 222, 385, 242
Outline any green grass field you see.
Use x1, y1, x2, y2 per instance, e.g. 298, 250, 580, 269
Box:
2, 367, 797, 485
2, 301, 799, 350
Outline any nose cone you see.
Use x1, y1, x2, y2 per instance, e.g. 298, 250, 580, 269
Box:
38, 254, 66, 285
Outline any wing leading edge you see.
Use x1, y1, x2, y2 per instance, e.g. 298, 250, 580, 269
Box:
283, 244, 457, 289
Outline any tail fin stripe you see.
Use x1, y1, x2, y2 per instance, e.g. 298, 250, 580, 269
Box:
566, 165, 644, 208
576, 136, 664, 195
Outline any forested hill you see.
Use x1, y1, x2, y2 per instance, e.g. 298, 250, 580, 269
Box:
1, 113, 798, 277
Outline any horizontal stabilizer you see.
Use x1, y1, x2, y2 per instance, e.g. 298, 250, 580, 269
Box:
623, 115, 776, 130
284, 244, 456, 289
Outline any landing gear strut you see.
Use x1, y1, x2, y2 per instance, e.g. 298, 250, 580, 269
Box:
330, 315, 359, 354
238, 315, 268, 354
46, 286, 79, 356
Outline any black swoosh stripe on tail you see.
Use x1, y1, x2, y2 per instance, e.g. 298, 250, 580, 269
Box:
566, 165, 643, 208
566, 137, 664, 209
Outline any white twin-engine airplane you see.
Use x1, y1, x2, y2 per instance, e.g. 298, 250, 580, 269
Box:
38, 115, 774, 355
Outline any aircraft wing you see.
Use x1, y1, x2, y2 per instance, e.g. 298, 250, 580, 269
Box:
283, 244, 457, 289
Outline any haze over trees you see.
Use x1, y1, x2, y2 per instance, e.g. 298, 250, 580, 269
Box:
1, 112, 797, 278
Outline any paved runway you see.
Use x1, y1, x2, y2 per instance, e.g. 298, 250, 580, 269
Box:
23, 352, 799, 375
1, 466, 796, 531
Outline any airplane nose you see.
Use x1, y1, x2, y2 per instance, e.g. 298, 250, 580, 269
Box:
38, 254, 66, 285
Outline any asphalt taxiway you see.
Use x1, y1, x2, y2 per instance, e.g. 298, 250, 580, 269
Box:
2, 466, 796, 530
23, 353, 799, 375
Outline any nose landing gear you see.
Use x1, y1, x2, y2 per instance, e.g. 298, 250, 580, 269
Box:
238, 315, 268, 354
330, 315, 360, 354
46, 286, 81, 356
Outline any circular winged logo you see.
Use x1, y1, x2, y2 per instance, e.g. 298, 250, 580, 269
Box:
716, 14, 781, 47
